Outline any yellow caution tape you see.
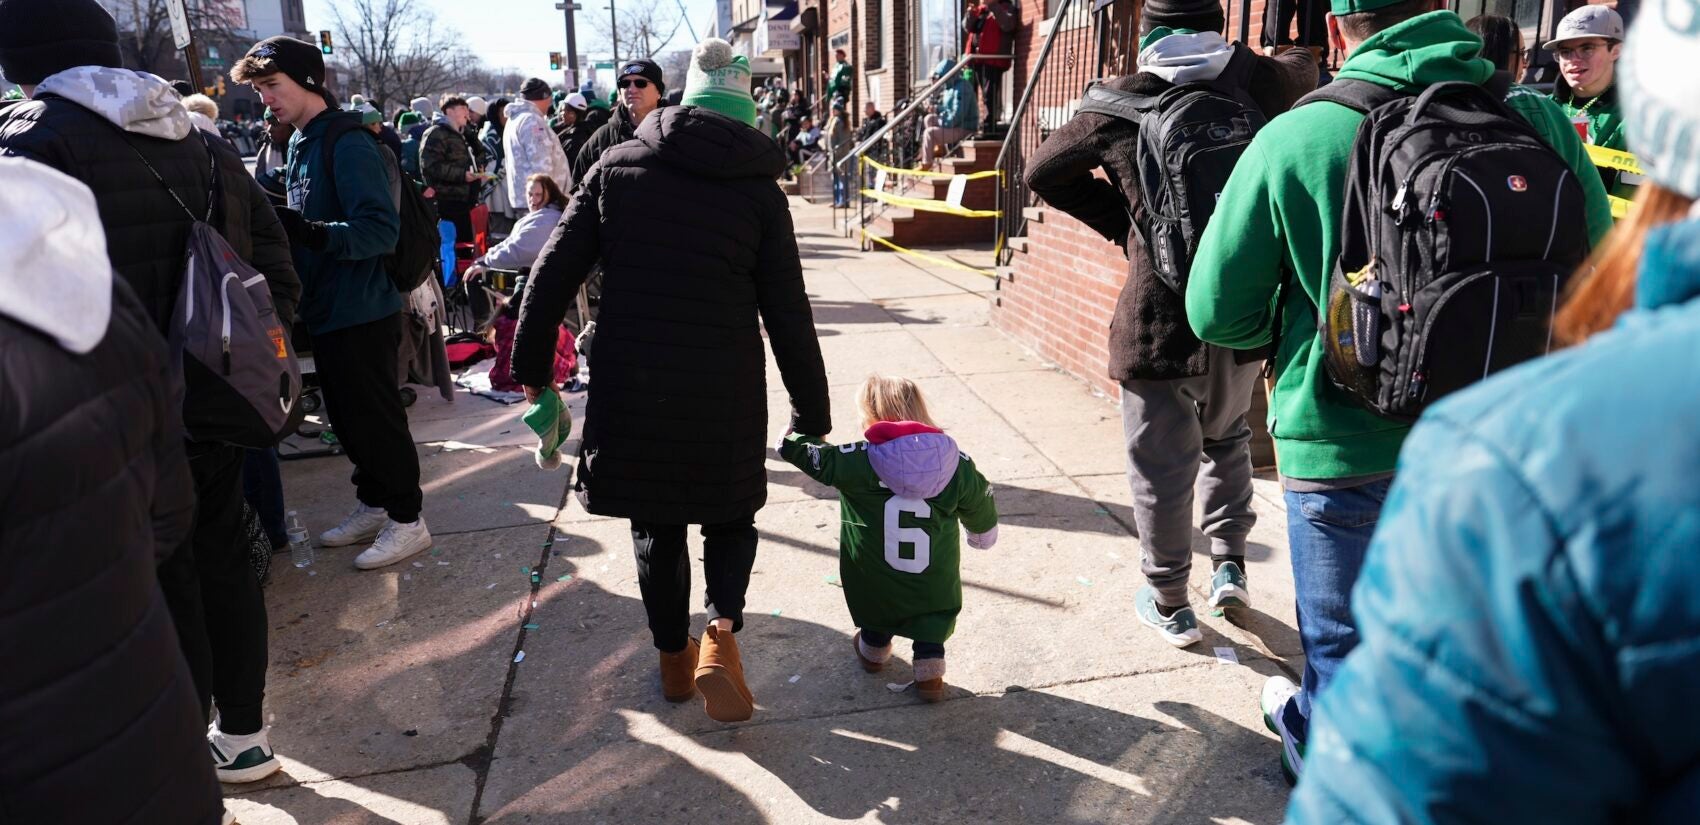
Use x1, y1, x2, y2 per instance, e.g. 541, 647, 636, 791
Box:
1586, 144, 1643, 176
861, 188, 1002, 218
1609, 194, 1632, 219
860, 228, 998, 278
861, 155, 1002, 181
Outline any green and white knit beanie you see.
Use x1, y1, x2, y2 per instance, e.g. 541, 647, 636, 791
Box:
681, 38, 757, 127
1620, 0, 1700, 199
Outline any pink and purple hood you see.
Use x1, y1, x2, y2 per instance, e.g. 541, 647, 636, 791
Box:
865, 421, 958, 499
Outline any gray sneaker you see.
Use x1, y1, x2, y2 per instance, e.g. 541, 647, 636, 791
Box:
1209, 561, 1251, 610
1135, 586, 1203, 648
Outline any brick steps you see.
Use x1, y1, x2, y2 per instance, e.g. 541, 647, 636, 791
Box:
864, 140, 1002, 250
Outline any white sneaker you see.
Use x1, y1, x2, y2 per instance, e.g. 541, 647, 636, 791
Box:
208, 723, 281, 784
354, 517, 432, 570
1261, 675, 1305, 785
319, 503, 389, 547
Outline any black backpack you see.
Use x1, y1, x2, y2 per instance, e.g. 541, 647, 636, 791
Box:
1299, 76, 1589, 420
321, 116, 440, 293
1076, 46, 1266, 293
119, 129, 305, 448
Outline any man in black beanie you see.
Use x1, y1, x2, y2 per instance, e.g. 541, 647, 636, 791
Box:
570, 57, 666, 184
1142, 0, 1227, 33
1022, 0, 1315, 658
0, 0, 301, 814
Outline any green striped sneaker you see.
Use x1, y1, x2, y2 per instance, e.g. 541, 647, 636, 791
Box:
1209, 561, 1251, 611
209, 723, 281, 784
1135, 586, 1203, 648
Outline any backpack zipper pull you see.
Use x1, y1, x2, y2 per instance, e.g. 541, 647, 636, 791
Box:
222, 336, 232, 375
1390, 184, 1408, 215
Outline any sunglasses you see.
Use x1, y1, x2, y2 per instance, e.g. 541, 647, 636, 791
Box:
618, 78, 651, 90
1555, 42, 1605, 61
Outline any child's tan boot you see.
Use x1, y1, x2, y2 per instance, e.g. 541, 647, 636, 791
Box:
915, 657, 946, 703
853, 631, 892, 673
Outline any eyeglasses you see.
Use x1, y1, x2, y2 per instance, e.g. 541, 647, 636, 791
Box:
618, 78, 651, 90
1555, 42, 1604, 61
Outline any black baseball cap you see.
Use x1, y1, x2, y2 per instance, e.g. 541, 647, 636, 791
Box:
240, 36, 338, 108
618, 58, 665, 95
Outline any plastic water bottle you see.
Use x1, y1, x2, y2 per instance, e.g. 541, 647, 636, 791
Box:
286, 510, 314, 569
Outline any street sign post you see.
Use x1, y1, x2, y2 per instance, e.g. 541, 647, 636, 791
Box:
555, 1, 584, 90
165, 0, 205, 90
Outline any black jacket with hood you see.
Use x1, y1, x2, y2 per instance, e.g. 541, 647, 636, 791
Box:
513, 105, 831, 525
0, 67, 301, 332
0, 158, 219, 824
1024, 44, 1315, 382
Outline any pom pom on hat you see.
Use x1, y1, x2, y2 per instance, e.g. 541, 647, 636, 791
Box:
681, 37, 757, 128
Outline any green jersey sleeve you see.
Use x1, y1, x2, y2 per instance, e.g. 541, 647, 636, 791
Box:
950, 456, 999, 537
779, 432, 844, 487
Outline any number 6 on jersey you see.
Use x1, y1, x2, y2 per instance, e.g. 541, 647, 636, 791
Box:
883, 496, 931, 573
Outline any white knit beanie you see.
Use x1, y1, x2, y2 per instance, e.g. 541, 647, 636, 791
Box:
1620, 0, 1700, 199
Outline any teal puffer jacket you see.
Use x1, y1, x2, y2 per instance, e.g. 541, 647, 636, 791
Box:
1289, 216, 1700, 823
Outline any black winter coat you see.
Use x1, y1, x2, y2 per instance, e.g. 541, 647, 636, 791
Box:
421, 118, 476, 203
570, 106, 640, 188
0, 281, 222, 825
0, 96, 302, 331
1024, 45, 1315, 382
514, 105, 831, 525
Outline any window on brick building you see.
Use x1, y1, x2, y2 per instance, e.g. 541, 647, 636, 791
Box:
869, 0, 885, 68
913, 0, 960, 84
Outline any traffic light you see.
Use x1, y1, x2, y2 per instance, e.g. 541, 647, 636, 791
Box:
319, 30, 333, 55
549, 52, 562, 71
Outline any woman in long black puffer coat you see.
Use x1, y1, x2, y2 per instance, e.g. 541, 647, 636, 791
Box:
513, 40, 829, 725
0, 158, 223, 824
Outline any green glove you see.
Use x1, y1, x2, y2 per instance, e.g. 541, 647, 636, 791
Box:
522, 388, 573, 470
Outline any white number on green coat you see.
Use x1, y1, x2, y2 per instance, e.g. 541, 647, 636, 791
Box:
884, 496, 931, 574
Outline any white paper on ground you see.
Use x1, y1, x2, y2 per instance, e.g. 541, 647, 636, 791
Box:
1214, 647, 1238, 665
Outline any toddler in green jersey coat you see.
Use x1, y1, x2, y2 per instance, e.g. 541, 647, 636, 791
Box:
779, 376, 999, 701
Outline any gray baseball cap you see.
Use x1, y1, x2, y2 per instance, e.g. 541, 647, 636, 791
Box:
1544, 5, 1625, 51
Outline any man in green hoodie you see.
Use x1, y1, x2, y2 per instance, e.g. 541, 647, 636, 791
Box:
1185, 0, 1612, 785
234, 36, 433, 572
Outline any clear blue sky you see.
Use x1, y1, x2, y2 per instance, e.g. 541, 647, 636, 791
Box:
301, 0, 719, 83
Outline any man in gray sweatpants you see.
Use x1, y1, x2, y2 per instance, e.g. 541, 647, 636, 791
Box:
1120, 348, 1260, 647
1023, 0, 1316, 648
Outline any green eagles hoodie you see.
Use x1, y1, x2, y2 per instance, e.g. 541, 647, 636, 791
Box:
286, 109, 402, 335
1185, 11, 1613, 481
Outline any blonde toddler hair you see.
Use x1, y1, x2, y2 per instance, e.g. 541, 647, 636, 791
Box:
858, 375, 938, 429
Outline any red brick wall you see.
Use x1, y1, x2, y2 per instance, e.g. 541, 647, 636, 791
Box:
997, 205, 1127, 399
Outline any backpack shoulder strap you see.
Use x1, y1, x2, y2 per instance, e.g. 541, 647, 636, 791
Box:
1211, 44, 1259, 95
312, 115, 380, 216
1484, 70, 1513, 100
1076, 83, 1159, 122
1296, 78, 1404, 114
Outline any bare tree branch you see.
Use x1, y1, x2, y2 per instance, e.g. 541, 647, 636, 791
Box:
589, 0, 684, 61
328, 0, 487, 113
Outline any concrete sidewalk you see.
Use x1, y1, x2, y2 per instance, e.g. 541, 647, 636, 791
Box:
232, 200, 1303, 825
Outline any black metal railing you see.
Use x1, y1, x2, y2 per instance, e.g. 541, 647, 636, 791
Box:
994, 0, 1105, 264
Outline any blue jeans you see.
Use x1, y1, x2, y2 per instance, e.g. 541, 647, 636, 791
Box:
1283, 478, 1392, 726
241, 448, 287, 549
832, 171, 849, 206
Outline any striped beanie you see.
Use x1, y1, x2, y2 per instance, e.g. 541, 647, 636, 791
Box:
1620, 0, 1700, 199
